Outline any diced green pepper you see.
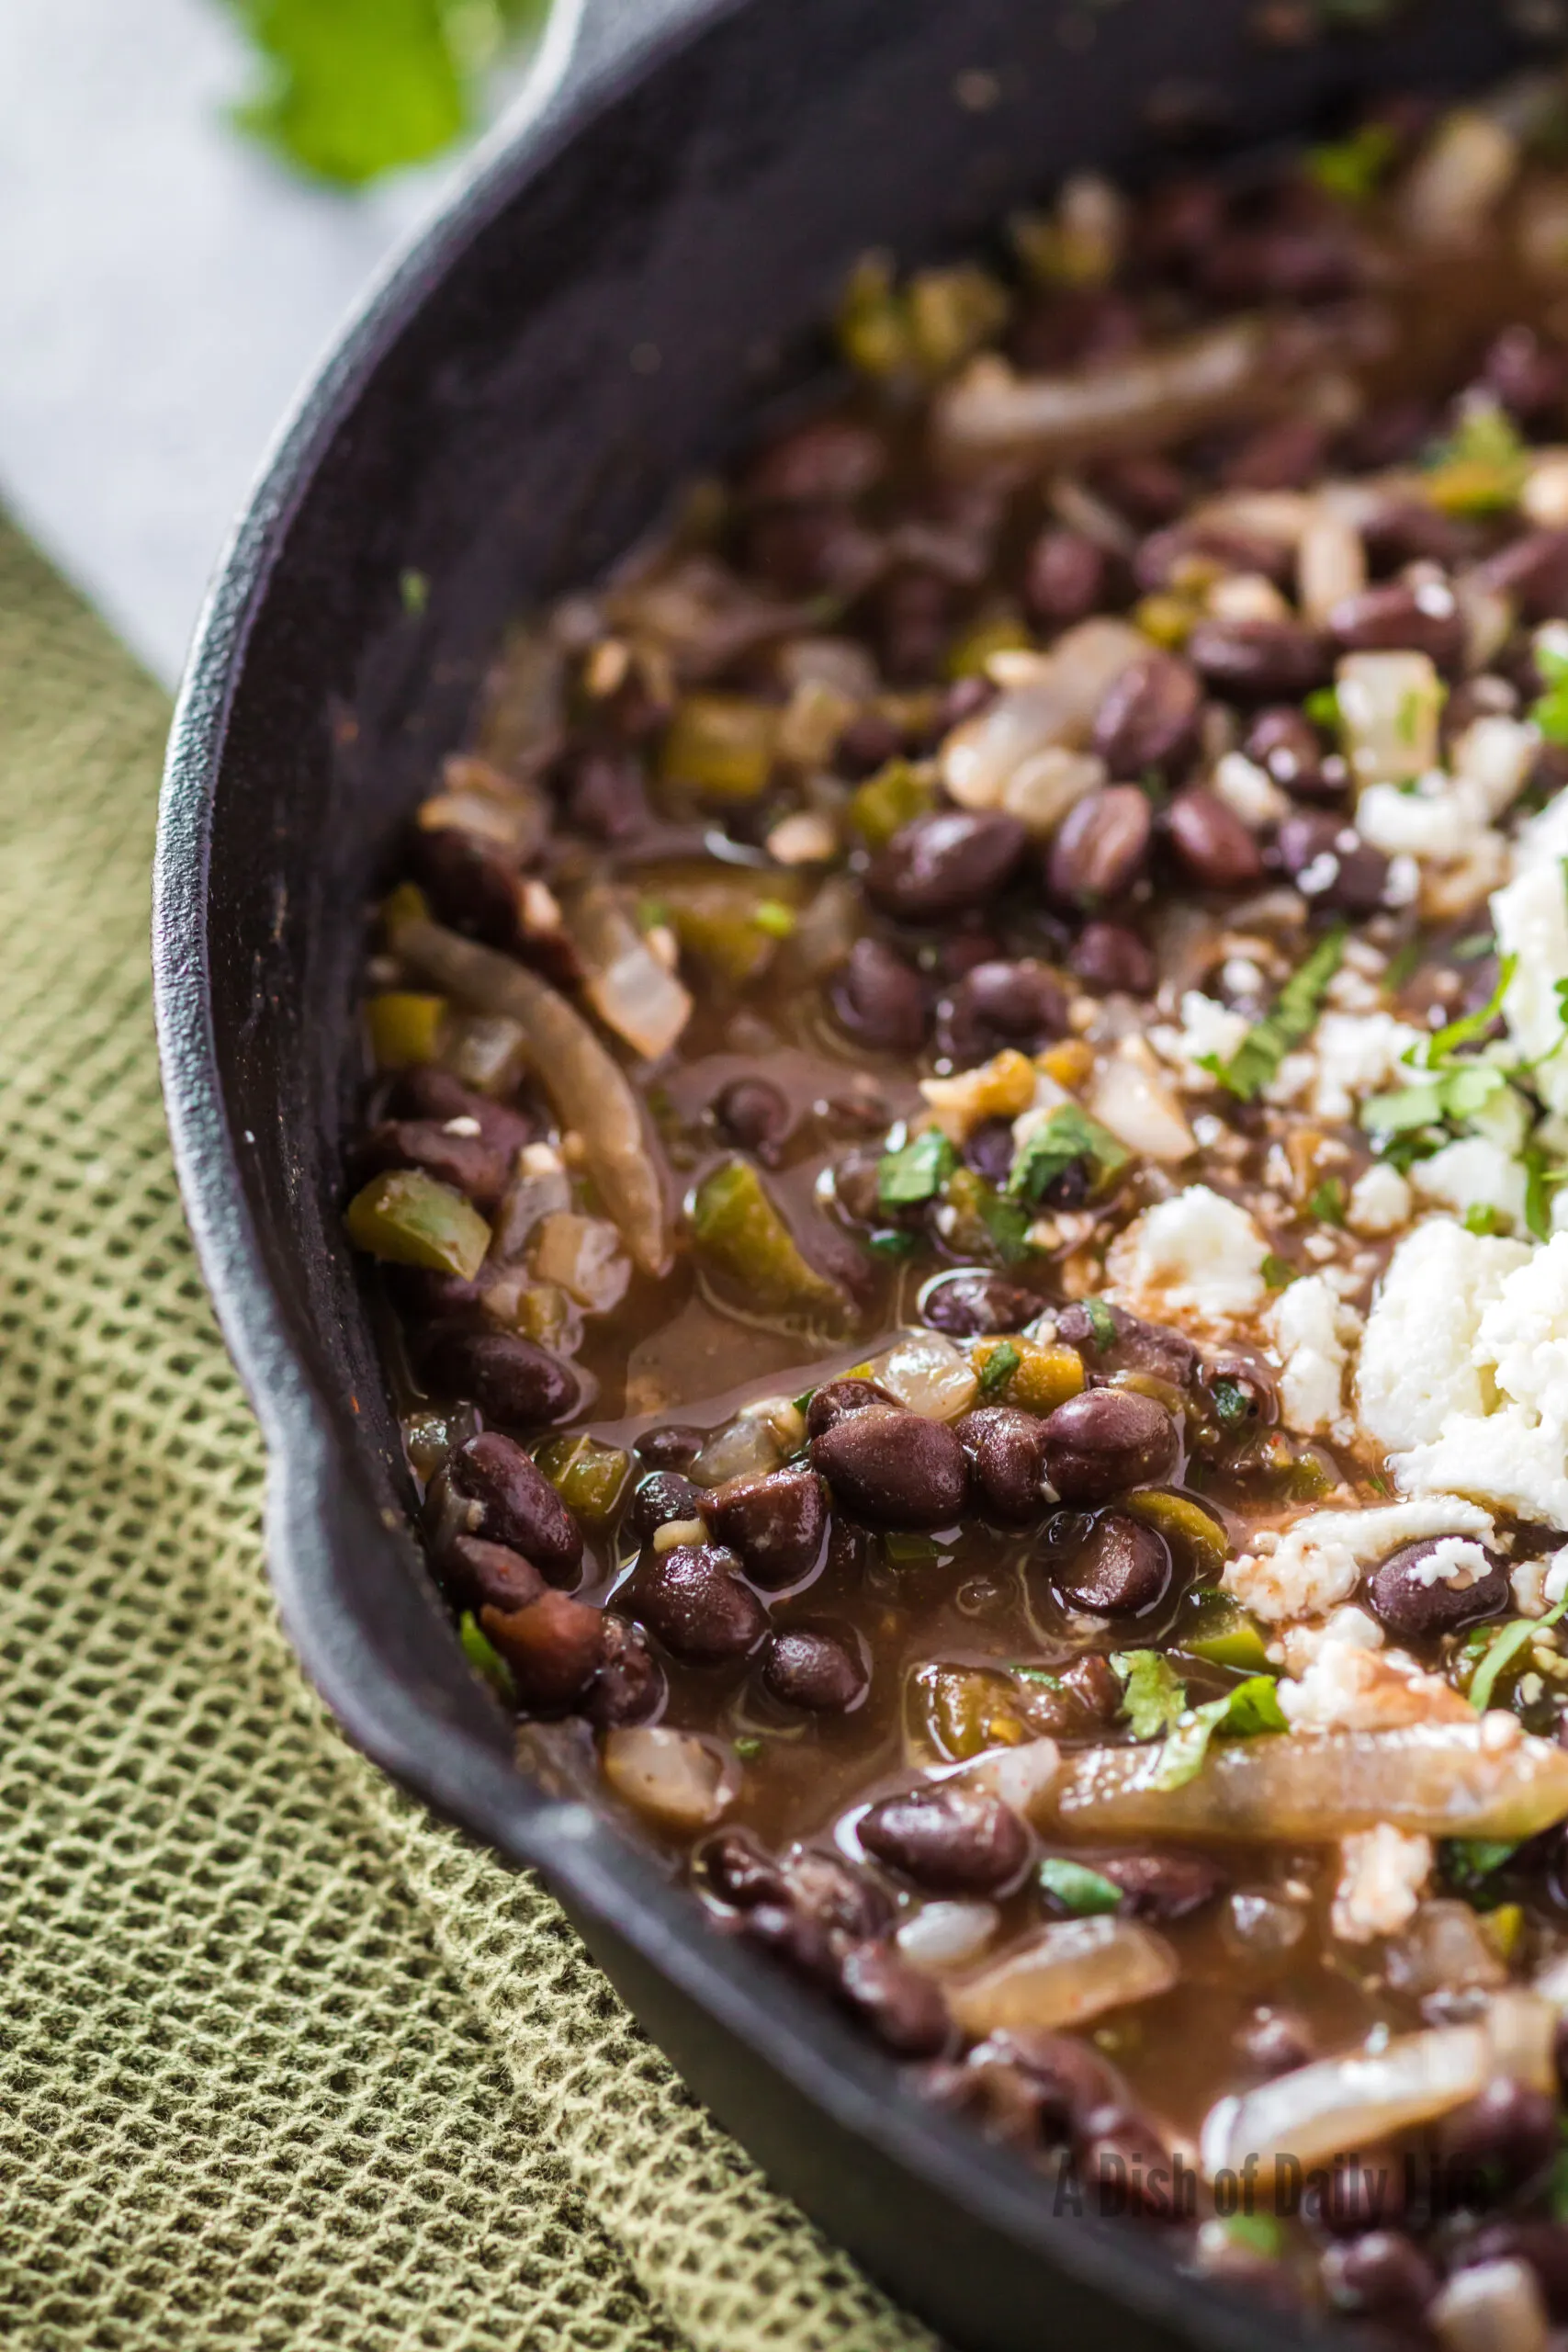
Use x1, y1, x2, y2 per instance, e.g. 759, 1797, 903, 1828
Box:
837, 254, 908, 378
535, 1432, 632, 1528
905, 264, 1010, 374
459, 1611, 515, 1701
660, 877, 790, 985
944, 609, 1032, 681
1037, 1857, 1123, 1916
344, 1169, 491, 1279
1180, 1590, 1272, 1675
660, 694, 777, 800
975, 1336, 1084, 1416
847, 758, 936, 848
1123, 1491, 1230, 1578
367, 990, 446, 1069
689, 1159, 851, 1331
905, 1660, 1029, 1764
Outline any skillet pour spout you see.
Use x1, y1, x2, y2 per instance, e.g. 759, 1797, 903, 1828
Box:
154, 1, 1548, 2344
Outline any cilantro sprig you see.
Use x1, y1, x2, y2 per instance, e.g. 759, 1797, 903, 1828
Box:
877, 1126, 955, 1209
1201, 929, 1346, 1102
1533, 641, 1568, 747
1006, 1105, 1129, 1206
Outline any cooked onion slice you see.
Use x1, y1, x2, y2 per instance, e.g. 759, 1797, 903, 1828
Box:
566, 885, 693, 1060
934, 320, 1271, 465
390, 913, 673, 1277
602, 1727, 738, 1830
949, 1916, 1177, 2037
1035, 1724, 1568, 1845
939, 617, 1144, 809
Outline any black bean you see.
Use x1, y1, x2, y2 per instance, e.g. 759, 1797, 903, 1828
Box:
480, 1589, 604, 1712
785, 1848, 891, 1940
707, 1466, 829, 1589
830, 936, 929, 1053
410, 826, 524, 948
357, 1119, 510, 1213
804, 1377, 899, 1441
629, 1543, 769, 1664
1091, 652, 1202, 781
1164, 787, 1266, 889
744, 506, 876, 597
762, 1626, 867, 1713
1236, 2007, 1314, 2078
922, 1270, 1040, 1339
1245, 707, 1341, 800
425, 1329, 581, 1433
630, 1469, 705, 1540
1011, 286, 1141, 373
1070, 920, 1156, 995
861, 1783, 1029, 1894
1135, 524, 1294, 596
865, 810, 1029, 923
836, 1939, 951, 2056
1478, 528, 1568, 622
389, 1067, 533, 1160
1461, 2223, 1568, 2321
1275, 809, 1390, 916
952, 2027, 1122, 2148
1222, 416, 1329, 492
875, 568, 957, 684
964, 1115, 1017, 1187
1042, 1390, 1179, 1504
1024, 528, 1110, 628
700, 1829, 787, 1910
584, 1612, 663, 1727
936, 958, 1067, 1067
1365, 1538, 1510, 1641
810, 1407, 968, 1528
835, 710, 903, 778
1322, 2233, 1437, 2318
1186, 617, 1330, 701
1051, 1512, 1169, 1615
746, 416, 886, 504
956, 1406, 1050, 1525
1091, 1850, 1224, 1919
1483, 325, 1568, 424
1095, 452, 1189, 526
1047, 786, 1154, 909
444, 1533, 547, 1615
446, 1430, 584, 1581
1327, 578, 1465, 673
1437, 2079, 1560, 2204
1306, 2156, 1406, 2238
636, 1422, 705, 1470
1362, 493, 1474, 574
557, 747, 647, 841
1056, 1301, 1198, 1387
1077, 2104, 1182, 2222
740, 1899, 840, 1984
712, 1076, 791, 1161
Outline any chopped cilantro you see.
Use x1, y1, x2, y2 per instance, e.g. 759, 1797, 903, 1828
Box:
978, 1340, 1022, 1396
1463, 1204, 1511, 1237
733, 1735, 763, 1759
1525, 1144, 1567, 1244
980, 1188, 1036, 1265
877, 1126, 955, 1208
1211, 1377, 1254, 1429
1038, 1857, 1124, 1917
1201, 928, 1345, 1102
400, 565, 429, 616
1148, 1674, 1289, 1792
1424, 398, 1530, 514
1261, 1253, 1297, 1291
1303, 685, 1341, 731
1442, 1837, 1520, 1897
1308, 1176, 1347, 1227
1223, 2213, 1284, 2259
1382, 937, 1423, 993
1080, 1296, 1119, 1351
1421, 956, 1517, 1068
1533, 642, 1568, 746
458, 1611, 514, 1701
1006, 1105, 1129, 1205
230, 0, 543, 187
1111, 1649, 1188, 1739
867, 1227, 919, 1258
1453, 932, 1496, 963
1307, 119, 1398, 204
1468, 1598, 1568, 1713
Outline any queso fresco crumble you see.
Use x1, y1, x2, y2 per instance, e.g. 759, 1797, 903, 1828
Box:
345, 70, 1568, 2342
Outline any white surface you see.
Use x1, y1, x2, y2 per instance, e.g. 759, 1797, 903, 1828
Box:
0, 0, 502, 683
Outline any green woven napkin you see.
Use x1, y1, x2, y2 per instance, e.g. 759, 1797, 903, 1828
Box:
0, 513, 934, 2352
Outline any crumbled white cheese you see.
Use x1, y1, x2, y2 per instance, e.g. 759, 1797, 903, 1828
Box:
1293, 1012, 1425, 1123
1280, 1634, 1464, 1731
1356, 777, 1476, 863
1411, 1136, 1529, 1235
1407, 1536, 1492, 1589
1452, 715, 1539, 820
1495, 826, 1568, 1119
1211, 751, 1289, 830
1331, 1826, 1433, 1944
1513, 1557, 1550, 1617
1371, 1226, 1568, 1529
1547, 1550, 1568, 1606
1224, 1495, 1495, 1623
1347, 1162, 1413, 1238
1356, 1217, 1529, 1451
1149, 991, 1250, 1091
1266, 1273, 1358, 1440
1105, 1184, 1268, 1329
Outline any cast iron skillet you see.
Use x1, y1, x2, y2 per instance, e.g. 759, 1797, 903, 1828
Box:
154, 2, 1550, 2343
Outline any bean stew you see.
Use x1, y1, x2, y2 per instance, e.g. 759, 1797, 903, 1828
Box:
349, 73, 1568, 2342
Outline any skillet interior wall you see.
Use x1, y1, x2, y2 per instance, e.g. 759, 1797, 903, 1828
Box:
205, 0, 1535, 1736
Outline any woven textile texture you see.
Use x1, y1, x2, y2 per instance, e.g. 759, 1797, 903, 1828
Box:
0, 512, 935, 2352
